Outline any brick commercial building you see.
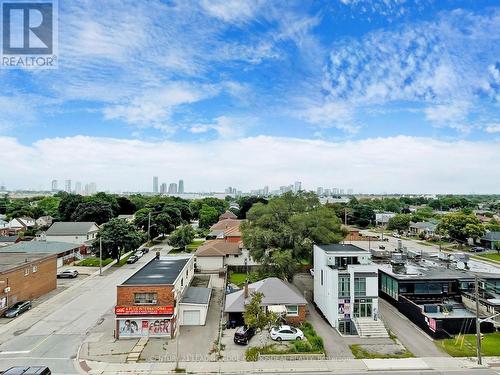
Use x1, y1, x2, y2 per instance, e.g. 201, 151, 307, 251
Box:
0, 253, 57, 313
0, 241, 85, 268
115, 255, 197, 339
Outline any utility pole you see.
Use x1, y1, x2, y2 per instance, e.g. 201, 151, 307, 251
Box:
148, 211, 151, 242
344, 207, 348, 225
475, 275, 482, 365
99, 237, 103, 276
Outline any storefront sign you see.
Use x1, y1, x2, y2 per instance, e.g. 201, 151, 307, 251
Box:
115, 305, 174, 316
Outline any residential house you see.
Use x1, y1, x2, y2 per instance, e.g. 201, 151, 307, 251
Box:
375, 212, 396, 226
313, 244, 387, 336
0, 241, 86, 268
481, 231, 500, 250
409, 222, 437, 237
208, 219, 241, 238
0, 220, 9, 236
117, 214, 135, 223
219, 210, 237, 221
224, 277, 307, 327
195, 240, 258, 272
8, 217, 36, 232
44, 222, 99, 245
35, 216, 53, 228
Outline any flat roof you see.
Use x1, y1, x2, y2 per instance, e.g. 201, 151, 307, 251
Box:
316, 243, 367, 253
379, 260, 500, 281
0, 252, 55, 273
122, 256, 191, 285
0, 241, 81, 255
180, 287, 211, 305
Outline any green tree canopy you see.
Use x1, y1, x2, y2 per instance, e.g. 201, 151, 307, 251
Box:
71, 200, 114, 224
94, 218, 145, 261
243, 292, 279, 333
436, 211, 485, 242
168, 224, 195, 249
57, 193, 84, 221
199, 204, 219, 229
387, 214, 411, 232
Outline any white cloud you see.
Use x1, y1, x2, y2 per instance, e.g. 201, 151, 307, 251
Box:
102, 83, 219, 130
199, 0, 262, 23
295, 100, 359, 133
484, 124, 500, 134
188, 116, 254, 138
1, 135, 500, 193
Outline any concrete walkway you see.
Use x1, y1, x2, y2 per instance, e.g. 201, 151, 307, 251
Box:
79, 356, 489, 374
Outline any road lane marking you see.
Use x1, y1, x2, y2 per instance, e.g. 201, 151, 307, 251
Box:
0, 350, 30, 354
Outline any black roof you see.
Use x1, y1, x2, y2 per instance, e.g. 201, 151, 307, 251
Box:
316, 243, 367, 252
122, 256, 191, 285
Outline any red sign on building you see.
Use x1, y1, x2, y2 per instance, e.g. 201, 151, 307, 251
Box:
115, 305, 174, 316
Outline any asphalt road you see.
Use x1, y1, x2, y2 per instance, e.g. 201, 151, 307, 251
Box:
0, 251, 159, 375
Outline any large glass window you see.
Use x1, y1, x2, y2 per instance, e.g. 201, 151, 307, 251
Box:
286, 305, 298, 316
338, 276, 350, 297
354, 277, 366, 297
134, 292, 157, 304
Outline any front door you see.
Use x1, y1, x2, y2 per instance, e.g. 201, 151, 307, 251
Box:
354, 299, 372, 318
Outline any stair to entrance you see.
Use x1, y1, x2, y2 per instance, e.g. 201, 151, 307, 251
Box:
353, 317, 390, 338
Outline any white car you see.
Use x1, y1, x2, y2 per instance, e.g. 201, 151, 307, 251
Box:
57, 269, 79, 278
134, 250, 143, 258
392, 233, 401, 238
270, 325, 304, 341
309, 268, 315, 277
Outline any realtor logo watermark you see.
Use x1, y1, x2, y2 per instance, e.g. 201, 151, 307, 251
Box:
1, 0, 58, 68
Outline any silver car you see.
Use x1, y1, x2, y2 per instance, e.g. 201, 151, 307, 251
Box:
57, 269, 79, 278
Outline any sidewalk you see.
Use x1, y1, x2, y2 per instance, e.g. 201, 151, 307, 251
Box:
79, 356, 490, 374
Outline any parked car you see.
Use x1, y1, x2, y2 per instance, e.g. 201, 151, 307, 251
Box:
392, 233, 401, 238
378, 245, 386, 250
270, 325, 304, 341
134, 251, 143, 258
141, 247, 149, 254
127, 255, 139, 264
56, 269, 78, 278
1, 366, 51, 375
470, 247, 485, 253
233, 326, 255, 345
4, 301, 32, 318
309, 268, 315, 277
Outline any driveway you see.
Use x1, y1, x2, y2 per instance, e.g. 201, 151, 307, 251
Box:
142, 286, 224, 362
379, 298, 447, 357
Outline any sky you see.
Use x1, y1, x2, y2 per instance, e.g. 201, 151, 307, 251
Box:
0, 0, 499, 194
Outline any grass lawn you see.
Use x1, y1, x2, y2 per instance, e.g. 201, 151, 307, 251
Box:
228, 271, 261, 287
435, 333, 500, 357
186, 239, 205, 252
115, 254, 132, 267
476, 253, 500, 263
76, 257, 113, 267
350, 344, 413, 359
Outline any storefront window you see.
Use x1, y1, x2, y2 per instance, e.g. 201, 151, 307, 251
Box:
118, 318, 171, 337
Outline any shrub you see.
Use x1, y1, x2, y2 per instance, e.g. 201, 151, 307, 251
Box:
245, 347, 260, 362
293, 340, 312, 352
308, 336, 324, 351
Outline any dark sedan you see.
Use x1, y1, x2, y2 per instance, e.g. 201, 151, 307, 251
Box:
4, 301, 32, 318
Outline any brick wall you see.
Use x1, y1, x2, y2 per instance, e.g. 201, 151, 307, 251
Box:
116, 285, 175, 307
285, 304, 307, 325
0, 255, 57, 309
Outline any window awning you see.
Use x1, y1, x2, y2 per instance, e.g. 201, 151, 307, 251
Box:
268, 305, 287, 314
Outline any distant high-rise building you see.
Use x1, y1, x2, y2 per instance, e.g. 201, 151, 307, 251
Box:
263, 186, 269, 195
316, 187, 323, 196
178, 179, 184, 194
339, 188, 345, 195
225, 186, 233, 194
65, 179, 72, 193
160, 183, 167, 194
333, 188, 339, 195
153, 176, 159, 193
294, 181, 302, 193
347, 188, 353, 195
168, 183, 178, 194
51, 179, 58, 192
84, 182, 97, 195
75, 181, 82, 194
324, 188, 331, 196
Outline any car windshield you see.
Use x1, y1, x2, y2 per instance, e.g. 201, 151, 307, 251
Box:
12, 302, 23, 308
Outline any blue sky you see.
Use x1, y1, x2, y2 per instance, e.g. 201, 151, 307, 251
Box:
0, 0, 499, 193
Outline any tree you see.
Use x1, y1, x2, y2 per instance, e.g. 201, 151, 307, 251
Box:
242, 192, 345, 277
436, 212, 485, 243
350, 204, 375, 228
237, 196, 268, 219
243, 292, 279, 336
199, 204, 219, 228
36, 196, 61, 217
94, 218, 145, 261
387, 214, 411, 232
117, 196, 136, 215
71, 200, 114, 224
168, 225, 195, 249
190, 198, 228, 220
5, 199, 34, 219
495, 241, 500, 255
57, 193, 84, 221
92, 192, 120, 216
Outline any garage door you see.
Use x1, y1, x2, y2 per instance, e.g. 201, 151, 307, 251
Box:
183, 310, 200, 325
